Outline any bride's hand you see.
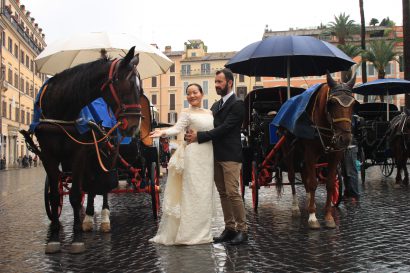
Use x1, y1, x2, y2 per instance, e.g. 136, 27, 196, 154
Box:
149, 130, 164, 138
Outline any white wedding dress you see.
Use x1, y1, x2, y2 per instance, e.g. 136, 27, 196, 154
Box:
149, 106, 214, 245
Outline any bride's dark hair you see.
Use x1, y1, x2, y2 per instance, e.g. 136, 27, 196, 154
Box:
186, 83, 203, 94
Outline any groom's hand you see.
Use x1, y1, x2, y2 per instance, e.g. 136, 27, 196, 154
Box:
185, 129, 198, 144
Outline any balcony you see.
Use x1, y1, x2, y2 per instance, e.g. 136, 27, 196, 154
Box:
1, 8, 42, 55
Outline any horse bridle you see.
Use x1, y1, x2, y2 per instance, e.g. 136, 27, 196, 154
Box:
314, 85, 356, 153
100, 58, 142, 130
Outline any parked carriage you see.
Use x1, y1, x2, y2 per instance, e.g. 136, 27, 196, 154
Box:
353, 102, 400, 182
240, 85, 346, 212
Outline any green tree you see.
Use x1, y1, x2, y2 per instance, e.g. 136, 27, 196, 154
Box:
326, 13, 360, 45
338, 44, 362, 81
363, 40, 398, 102
362, 40, 397, 79
380, 17, 395, 27
369, 18, 379, 26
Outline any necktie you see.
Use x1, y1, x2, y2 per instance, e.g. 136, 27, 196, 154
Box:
218, 99, 223, 110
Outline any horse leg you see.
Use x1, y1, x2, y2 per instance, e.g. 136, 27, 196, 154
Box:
287, 158, 300, 217
69, 170, 86, 254
324, 161, 339, 229
100, 193, 111, 233
44, 160, 62, 254
403, 153, 409, 185
82, 193, 95, 232
394, 143, 403, 185
303, 160, 320, 229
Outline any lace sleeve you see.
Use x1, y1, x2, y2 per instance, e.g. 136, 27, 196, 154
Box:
163, 110, 190, 136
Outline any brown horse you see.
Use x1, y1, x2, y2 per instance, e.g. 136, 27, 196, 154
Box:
388, 112, 410, 185
278, 73, 356, 229
23, 47, 143, 254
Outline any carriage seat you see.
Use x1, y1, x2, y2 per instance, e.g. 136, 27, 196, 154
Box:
252, 101, 282, 114
358, 111, 401, 121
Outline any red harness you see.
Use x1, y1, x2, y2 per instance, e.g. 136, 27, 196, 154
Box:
100, 59, 142, 130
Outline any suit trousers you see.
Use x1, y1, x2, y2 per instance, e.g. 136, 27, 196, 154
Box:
214, 161, 247, 232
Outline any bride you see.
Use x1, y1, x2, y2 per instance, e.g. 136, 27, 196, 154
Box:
149, 83, 214, 245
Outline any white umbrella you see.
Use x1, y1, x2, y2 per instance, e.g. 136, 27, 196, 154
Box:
35, 32, 173, 79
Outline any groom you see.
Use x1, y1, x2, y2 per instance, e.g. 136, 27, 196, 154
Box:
185, 68, 247, 245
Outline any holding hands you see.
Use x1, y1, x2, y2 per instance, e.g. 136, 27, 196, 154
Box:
185, 129, 198, 144
149, 129, 165, 138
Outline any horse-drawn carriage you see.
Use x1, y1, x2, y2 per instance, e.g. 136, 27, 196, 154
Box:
240, 73, 356, 229
353, 102, 400, 182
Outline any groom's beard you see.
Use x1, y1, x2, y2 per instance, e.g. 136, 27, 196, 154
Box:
216, 84, 229, 96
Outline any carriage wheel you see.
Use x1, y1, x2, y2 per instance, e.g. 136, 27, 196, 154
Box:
44, 176, 63, 220
251, 161, 259, 211
240, 167, 245, 201
331, 167, 344, 207
380, 157, 394, 177
359, 147, 366, 183
150, 162, 160, 219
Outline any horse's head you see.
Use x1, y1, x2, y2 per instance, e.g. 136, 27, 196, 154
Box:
102, 46, 143, 136
326, 72, 357, 150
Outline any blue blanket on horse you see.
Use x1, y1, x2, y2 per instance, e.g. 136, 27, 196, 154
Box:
29, 80, 117, 134
271, 84, 323, 139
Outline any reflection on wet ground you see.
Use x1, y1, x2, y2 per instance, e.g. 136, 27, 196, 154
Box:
1, 167, 410, 272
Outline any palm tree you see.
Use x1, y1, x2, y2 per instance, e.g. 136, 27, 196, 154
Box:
403, 0, 410, 108
362, 40, 397, 79
337, 43, 362, 81
369, 18, 379, 26
362, 40, 398, 102
326, 13, 360, 45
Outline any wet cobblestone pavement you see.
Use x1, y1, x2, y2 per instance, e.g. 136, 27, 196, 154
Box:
1, 167, 410, 272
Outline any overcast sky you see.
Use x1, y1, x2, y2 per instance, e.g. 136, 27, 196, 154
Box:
24, 0, 403, 52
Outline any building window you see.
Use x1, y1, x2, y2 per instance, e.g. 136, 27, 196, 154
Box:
20, 50, 25, 64
169, 93, 175, 110
399, 56, 404, 72
7, 37, 12, 52
152, 76, 157, 87
203, 99, 208, 109
239, 74, 245, 82
26, 112, 30, 124
20, 78, 24, 92
168, 112, 177, 123
201, 63, 210, 75
181, 64, 191, 76
255, 76, 261, 82
170, 76, 175, 87
385, 62, 392, 75
368, 63, 375, 76
21, 109, 25, 124
9, 103, 11, 119
170, 63, 175, 73
191, 52, 196, 57
15, 107, 19, 121
184, 100, 189, 108
1, 32, 5, 47
202, 80, 208, 95
14, 44, 18, 58
236, 86, 247, 101
14, 73, 18, 88
183, 81, 189, 92
151, 94, 157, 105
2, 101, 6, 117
25, 56, 29, 67
7, 68, 12, 83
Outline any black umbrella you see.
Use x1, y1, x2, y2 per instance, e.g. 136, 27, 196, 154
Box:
353, 78, 410, 120
225, 35, 356, 98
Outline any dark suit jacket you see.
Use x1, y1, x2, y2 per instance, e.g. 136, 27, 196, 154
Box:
197, 94, 244, 162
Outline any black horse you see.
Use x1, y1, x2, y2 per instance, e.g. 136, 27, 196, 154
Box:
23, 47, 143, 254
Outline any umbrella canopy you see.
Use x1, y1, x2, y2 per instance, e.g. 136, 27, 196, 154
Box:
226, 35, 355, 77
35, 32, 173, 79
225, 35, 356, 98
352, 78, 410, 95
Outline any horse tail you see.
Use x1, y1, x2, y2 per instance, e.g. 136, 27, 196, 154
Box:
19, 130, 42, 158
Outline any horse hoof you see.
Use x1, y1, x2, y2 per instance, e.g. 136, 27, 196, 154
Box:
100, 222, 111, 233
393, 183, 402, 189
45, 241, 61, 254
292, 208, 301, 217
82, 221, 93, 232
325, 219, 336, 229
70, 242, 86, 254
308, 220, 321, 229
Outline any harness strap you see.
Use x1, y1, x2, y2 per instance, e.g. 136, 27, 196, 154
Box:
333, 117, 352, 123
39, 84, 49, 118
91, 130, 109, 173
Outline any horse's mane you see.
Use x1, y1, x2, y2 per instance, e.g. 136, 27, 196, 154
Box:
43, 57, 113, 119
